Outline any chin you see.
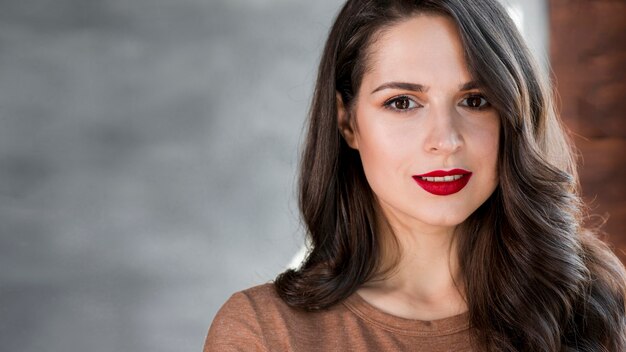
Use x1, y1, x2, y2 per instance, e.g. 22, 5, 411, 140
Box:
419, 210, 473, 228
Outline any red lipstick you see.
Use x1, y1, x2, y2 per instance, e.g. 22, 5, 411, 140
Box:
412, 168, 472, 196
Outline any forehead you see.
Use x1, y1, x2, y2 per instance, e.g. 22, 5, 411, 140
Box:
362, 14, 472, 90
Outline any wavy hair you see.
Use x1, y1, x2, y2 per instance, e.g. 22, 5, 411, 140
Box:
274, 0, 626, 350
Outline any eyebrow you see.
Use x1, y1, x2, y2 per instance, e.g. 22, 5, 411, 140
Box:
459, 80, 482, 91
371, 82, 426, 94
370, 80, 482, 94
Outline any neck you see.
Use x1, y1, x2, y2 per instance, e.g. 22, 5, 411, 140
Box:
357, 205, 468, 320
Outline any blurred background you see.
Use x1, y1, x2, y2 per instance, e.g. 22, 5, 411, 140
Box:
0, 0, 622, 351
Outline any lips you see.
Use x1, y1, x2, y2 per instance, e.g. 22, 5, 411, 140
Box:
412, 168, 472, 196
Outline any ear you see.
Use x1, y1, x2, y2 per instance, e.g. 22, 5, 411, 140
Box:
336, 91, 359, 149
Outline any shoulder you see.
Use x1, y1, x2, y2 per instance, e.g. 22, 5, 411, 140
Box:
235, 282, 285, 308
203, 283, 295, 352
204, 282, 355, 351
218, 283, 291, 321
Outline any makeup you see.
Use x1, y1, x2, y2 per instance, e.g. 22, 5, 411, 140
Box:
412, 168, 472, 196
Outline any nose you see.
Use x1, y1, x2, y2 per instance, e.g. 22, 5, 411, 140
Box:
423, 108, 463, 155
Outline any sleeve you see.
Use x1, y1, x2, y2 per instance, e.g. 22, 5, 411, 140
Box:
203, 291, 269, 352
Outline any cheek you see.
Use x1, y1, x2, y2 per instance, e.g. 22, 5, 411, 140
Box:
355, 122, 415, 173
354, 128, 414, 198
470, 117, 500, 178
478, 130, 499, 162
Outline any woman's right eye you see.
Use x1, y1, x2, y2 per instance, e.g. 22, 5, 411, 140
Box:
383, 96, 420, 112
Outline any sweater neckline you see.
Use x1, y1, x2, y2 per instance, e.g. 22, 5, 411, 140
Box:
342, 291, 471, 337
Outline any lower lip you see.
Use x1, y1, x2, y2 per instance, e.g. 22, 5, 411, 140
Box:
412, 173, 472, 196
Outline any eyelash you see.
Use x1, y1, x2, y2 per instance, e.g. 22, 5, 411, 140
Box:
382, 94, 492, 112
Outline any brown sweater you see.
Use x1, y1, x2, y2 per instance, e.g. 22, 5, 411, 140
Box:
204, 283, 473, 351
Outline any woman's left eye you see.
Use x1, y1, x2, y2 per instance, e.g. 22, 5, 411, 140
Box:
460, 95, 490, 109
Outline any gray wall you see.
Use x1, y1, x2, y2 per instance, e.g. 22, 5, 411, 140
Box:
0, 1, 546, 351
0, 1, 339, 351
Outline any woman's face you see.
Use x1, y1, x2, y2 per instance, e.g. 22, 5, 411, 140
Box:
338, 14, 500, 233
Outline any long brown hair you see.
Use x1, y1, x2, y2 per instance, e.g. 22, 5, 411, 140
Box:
274, 0, 626, 350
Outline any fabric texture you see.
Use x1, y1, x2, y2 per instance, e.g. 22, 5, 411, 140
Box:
204, 283, 474, 351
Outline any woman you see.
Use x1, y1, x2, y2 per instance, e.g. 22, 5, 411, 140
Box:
205, 0, 626, 350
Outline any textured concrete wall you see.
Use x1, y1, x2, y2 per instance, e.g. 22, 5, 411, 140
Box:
0, 1, 545, 351
549, 0, 626, 263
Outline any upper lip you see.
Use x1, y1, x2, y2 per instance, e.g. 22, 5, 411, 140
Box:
414, 168, 471, 177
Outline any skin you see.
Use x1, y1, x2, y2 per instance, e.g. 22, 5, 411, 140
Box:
337, 14, 500, 320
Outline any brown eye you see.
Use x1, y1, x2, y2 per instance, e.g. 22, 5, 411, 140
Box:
467, 97, 481, 108
384, 96, 419, 112
461, 95, 490, 109
394, 97, 411, 110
